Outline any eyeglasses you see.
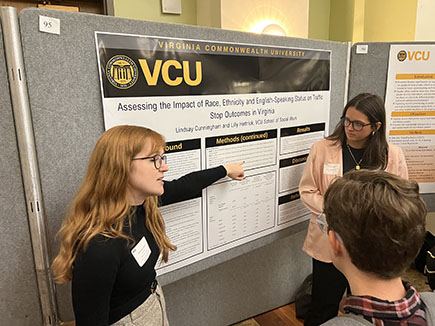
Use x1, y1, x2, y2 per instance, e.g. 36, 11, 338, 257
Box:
316, 212, 329, 233
315, 212, 343, 243
132, 154, 167, 169
341, 117, 371, 131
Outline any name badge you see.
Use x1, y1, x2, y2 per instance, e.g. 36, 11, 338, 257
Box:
131, 237, 151, 267
323, 163, 340, 175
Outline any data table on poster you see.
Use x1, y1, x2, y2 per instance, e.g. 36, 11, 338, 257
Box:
207, 171, 276, 250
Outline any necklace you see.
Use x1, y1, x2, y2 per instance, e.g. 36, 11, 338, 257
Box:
346, 143, 364, 170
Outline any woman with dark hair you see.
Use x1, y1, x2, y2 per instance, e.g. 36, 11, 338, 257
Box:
51, 125, 244, 326
298, 93, 408, 326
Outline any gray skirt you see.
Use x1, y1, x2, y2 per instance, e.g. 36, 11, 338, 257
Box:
111, 285, 169, 326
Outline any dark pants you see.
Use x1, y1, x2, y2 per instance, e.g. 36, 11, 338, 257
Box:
304, 259, 349, 326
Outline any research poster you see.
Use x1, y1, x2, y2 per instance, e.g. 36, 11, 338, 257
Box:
385, 44, 435, 193
95, 32, 331, 274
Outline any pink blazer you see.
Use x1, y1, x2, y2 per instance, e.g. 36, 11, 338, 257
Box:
299, 138, 408, 262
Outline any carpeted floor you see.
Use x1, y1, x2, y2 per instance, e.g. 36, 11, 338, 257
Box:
403, 264, 432, 292
233, 264, 432, 326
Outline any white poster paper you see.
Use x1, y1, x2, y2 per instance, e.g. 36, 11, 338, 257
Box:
385, 45, 435, 193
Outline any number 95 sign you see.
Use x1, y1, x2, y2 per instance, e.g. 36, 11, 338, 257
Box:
39, 15, 60, 35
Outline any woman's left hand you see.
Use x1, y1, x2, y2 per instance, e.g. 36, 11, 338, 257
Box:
224, 161, 245, 181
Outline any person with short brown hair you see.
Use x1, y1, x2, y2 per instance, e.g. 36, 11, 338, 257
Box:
320, 169, 435, 326
299, 93, 408, 326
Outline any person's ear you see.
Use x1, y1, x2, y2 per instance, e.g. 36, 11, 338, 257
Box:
375, 122, 381, 131
329, 231, 343, 257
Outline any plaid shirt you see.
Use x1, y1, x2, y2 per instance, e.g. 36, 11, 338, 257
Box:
343, 283, 426, 326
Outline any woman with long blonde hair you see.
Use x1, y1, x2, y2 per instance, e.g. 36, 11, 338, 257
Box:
51, 125, 244, 326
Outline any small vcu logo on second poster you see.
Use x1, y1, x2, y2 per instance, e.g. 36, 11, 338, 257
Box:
106, 55, 138, 89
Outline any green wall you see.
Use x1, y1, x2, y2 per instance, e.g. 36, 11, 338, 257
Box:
329, 0, 354, 42
112, 0, 419, 43
197, 0, 221, 28
364, 0, 417, 41
308, 0, 331, 40
113, 0, 197, 25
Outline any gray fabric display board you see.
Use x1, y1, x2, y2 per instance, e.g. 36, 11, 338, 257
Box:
349, 42, 435, 211
0, 24, 43, 326
14, 8, 348, 325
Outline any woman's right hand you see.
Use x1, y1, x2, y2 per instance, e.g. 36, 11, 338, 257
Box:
224, 161, 245, 181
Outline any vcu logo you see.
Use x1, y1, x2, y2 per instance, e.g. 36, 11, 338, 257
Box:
397, 50, 430, 62
408, 51, 430, 61
106, 55, 138, 89
138, 59, 202, 86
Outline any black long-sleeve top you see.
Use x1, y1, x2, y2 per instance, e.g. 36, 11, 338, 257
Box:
428, 245, 435, 290
71, 166, 226, 325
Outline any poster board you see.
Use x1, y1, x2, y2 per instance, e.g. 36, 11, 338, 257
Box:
349, 42, 435, 210
384, 44, 435, 193
16, 8, 348, 325
0, 22, 42, 326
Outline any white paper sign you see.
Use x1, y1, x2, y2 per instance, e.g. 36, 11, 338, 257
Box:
39, 15, 60, 35
356, 44, 368, 54
323, 163, 340, 175
131, 237, 151, 267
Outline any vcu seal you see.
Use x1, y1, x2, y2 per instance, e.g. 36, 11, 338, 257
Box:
106, 55, 138, 89
397, 50, 407, 62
